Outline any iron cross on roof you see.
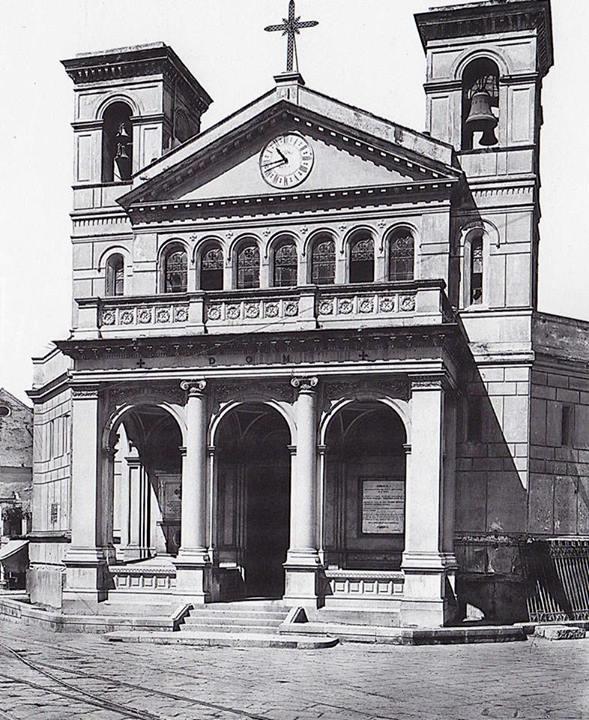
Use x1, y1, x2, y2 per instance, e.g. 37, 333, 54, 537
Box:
265, 0, 319, 73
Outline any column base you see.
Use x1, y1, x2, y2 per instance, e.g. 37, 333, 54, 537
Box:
173, 549, 212, 604
63, 546, 110, 612
400, 551, 457, 628
283, 550, 321, 607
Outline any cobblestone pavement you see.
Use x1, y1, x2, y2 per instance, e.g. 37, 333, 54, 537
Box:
0, 620, 586, 720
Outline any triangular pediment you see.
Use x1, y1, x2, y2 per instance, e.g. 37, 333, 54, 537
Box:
119, 82, 459, 211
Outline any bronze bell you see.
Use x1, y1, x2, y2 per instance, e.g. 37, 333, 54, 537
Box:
116, 122, 130, 140
115, 142, 130, 161
466, 90, 498, 146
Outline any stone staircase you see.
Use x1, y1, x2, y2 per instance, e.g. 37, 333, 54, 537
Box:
180, 602, 290, 635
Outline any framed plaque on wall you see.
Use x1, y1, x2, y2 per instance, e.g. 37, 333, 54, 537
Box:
359, 477, 405, 535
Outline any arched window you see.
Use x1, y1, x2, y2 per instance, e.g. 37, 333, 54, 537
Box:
389, 229, 415, 282
199, 243, 224, 291
102, 102, 133, 183
462, 58, 499, 150
470, 233, 484, 305
105, 253, 125, 296
236, 243, 260, 289
311, 236, 336, 285
163, 245, 188, 294
273, 239, 298, 287
349, 233, 374, 283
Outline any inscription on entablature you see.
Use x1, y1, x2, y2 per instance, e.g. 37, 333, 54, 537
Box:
73, 330, 445, 372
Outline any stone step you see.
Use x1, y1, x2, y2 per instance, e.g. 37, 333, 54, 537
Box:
105, 630, 339, 650
186, 610, 288, 622
184, 616, 284, 628
181, 622, 283, 634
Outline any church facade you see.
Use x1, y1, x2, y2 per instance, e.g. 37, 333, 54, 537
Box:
26, 0, 589, 627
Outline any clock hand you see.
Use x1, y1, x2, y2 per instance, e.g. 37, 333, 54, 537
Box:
277, 148, 288, 163
261, 158, 288, 169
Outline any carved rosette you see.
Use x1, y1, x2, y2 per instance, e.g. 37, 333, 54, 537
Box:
400, 295, 416, 312
291, 376, 319, 394
284, 301, 299, 317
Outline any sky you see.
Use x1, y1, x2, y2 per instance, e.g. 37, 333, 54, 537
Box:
0, 0, 588, 404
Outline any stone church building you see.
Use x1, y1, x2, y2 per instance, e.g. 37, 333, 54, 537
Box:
25, 0, 589, 627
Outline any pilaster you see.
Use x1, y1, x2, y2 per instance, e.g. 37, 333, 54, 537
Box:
63, 384, 110, 610
401, 376, 457, 627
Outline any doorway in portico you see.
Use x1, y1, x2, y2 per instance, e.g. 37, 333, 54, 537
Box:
216, 404, 291, 598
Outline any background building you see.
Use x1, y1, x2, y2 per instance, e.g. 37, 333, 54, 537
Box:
21, 0, 589, 627
0, 388, 32, 589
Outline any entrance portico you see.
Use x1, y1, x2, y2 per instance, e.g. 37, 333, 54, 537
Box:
62, 365, 458, 626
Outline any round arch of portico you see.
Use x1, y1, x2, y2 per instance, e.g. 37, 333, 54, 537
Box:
208, 398, 296, 447
319, 395, 411, 446
103, 400, 188, 450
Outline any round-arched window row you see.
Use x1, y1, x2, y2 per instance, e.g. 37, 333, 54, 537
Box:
101, 229, 416, 296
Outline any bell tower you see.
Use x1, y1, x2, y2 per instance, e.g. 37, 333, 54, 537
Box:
62, 43, 213, 205
416, 0, 553, 342
416, 0, 553, 156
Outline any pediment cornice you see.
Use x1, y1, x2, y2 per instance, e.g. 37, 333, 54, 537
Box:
126, 178, 457, 225
119, 92, 461, 212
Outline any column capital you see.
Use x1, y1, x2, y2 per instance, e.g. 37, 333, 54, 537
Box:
291, 376, 319, 393
181, 379, 207, 398
409, 374, 452, 393
403, 443, 412, 455
71, 384, 100, 400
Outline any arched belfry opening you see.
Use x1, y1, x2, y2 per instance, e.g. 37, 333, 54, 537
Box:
109, 405, 183, 561
462, 58, 500, 150
323, 402, 407, 571
102, 102, 133, 182
215, 404, 291, 598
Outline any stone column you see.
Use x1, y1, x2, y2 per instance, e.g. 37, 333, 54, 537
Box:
124, 457, 151, 561
284, 377, 321, 606
63, 385, 109, 610
400, 376, 457, 627
174, 380, 211, 603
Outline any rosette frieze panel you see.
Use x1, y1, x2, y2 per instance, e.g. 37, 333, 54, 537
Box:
316, 290, 416, 319
205, 296, 300, 325
100, 302, 189, 328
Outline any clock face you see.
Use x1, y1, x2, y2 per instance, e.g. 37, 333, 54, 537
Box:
260, 134, 314, 189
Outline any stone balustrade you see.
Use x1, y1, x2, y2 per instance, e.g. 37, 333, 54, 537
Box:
74, 280, 453, 339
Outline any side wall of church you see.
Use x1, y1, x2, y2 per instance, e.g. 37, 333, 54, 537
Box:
454, 361, 531, 622
28, 351, 72, 608
529, 314, 589, 538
